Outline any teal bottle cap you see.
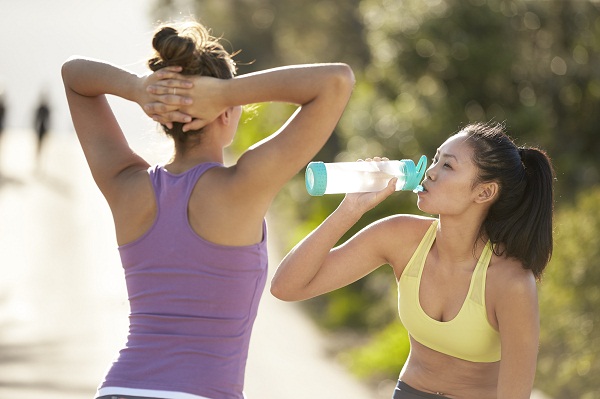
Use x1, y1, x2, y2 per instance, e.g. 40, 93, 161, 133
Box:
305, 162, 327, 196
401, 155, 428, 190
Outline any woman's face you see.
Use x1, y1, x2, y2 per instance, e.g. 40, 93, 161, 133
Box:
416, 132, 481, 216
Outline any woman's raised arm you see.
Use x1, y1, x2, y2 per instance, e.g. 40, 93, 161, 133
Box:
145, 63, 355, 200
61, 57, 191, 196
271, 180, 398, 301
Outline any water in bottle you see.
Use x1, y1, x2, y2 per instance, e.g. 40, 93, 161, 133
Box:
305, 156, 427, 196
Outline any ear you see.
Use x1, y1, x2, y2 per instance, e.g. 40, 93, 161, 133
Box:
218, 107, 233, 126
474, 181, 499, 204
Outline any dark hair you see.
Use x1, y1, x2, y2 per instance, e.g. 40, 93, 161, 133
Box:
147, 21, 237, 144
461, 122, 555, 279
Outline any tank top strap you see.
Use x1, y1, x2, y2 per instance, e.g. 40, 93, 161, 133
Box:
469, 240, 493, 307
402, 219, 438, 279
148, 162, 222, 224
178, 162, 222, 202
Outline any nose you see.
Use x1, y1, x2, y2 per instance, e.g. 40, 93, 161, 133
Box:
425, 165, 436, 181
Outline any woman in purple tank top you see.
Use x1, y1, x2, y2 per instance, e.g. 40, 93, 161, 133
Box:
62, 18, 354, 399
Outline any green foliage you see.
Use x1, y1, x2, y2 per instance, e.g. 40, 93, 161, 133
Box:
537, 187, 600, 399
303, 266, 399, 332
343, 321, 410, 381
228, 102, 296, 156
357, 0, 600, 199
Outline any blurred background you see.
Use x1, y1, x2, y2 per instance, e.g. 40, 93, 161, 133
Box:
1, 0, 599, 398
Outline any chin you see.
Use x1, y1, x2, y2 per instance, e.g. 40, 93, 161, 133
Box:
416, 200, 435, 215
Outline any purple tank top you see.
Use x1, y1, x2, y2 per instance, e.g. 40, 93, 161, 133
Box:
100, 163, 268, 399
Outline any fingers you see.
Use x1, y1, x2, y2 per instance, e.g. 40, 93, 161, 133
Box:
145, 84, 193, 112
158, 65, 184, 73
142, 67, 196, 126
150, 111, 192, 125
148, 116, 209, 132
375, 178, 398, 198
144, 95, 191, 115
150, 69, 193, 89
369, 178, 398, 206
148, 111, 188, 129
359, 156, 389, 162
147, 84, 194, 99
144, 101, 193, 125
146, 67, 194, 100
182, 118, 209, 132
385, 177, 398, 193
144, 102, 178, 115
154, 66, 189, 81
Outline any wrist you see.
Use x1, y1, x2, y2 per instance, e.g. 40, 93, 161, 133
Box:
218, 77, 236, 109
333, 201, 364, 226
123, 72, 144, 104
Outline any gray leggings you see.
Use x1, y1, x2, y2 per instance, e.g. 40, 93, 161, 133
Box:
393, 381, 451, 399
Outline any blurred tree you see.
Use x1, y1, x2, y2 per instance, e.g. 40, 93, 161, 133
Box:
518, 0, 600, 198
356, 0, 600, 198
153, 0, 370, 71
537, 187, 600, 399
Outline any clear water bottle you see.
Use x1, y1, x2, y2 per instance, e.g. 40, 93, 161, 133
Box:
305, 156, 427, 196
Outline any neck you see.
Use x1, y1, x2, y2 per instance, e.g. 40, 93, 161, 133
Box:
165, 143, 224, 174
435, 214, 488, 267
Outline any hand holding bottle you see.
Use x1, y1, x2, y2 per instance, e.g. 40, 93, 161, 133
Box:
340, 172, 399, 215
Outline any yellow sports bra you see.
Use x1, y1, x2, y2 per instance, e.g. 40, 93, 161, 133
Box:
398, 220, 501, 363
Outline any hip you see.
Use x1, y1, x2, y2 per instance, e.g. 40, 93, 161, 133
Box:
393, 381, 450, 399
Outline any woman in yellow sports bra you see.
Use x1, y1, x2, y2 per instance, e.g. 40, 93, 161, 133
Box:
271, 122, 554, 399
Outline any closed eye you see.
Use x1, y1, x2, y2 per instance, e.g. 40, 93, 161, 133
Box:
432, 157, 452, 169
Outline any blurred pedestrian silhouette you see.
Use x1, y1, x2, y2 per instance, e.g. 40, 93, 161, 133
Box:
33, 93, 51, 170
0, 89, 5, 137
0, 87, 6, 175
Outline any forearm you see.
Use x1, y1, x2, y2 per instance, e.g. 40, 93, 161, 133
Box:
272, 181, 397, 301
271, 203, 362, 301
223, 63, 354, 107
62, 56, 141, 102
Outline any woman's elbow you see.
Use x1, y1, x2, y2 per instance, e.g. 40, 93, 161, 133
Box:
269, 280, 294, 302
331, 63, 355, 96
61, 56, 82, 85
61, 59, 73, 84
269, 278, 306, 302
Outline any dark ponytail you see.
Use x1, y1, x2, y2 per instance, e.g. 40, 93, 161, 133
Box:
463, 122, 555, 279
147, 21, 237, 144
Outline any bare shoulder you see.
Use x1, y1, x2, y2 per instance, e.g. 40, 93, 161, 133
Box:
371, 213, 435, 231
488, 255, 537, 296
110, 166, 156, 245
105, 164, 153, 206
368, 214, 436, 278
487, 254, 538, 326
192, 164, 268, 218
362, 214, 435, 246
